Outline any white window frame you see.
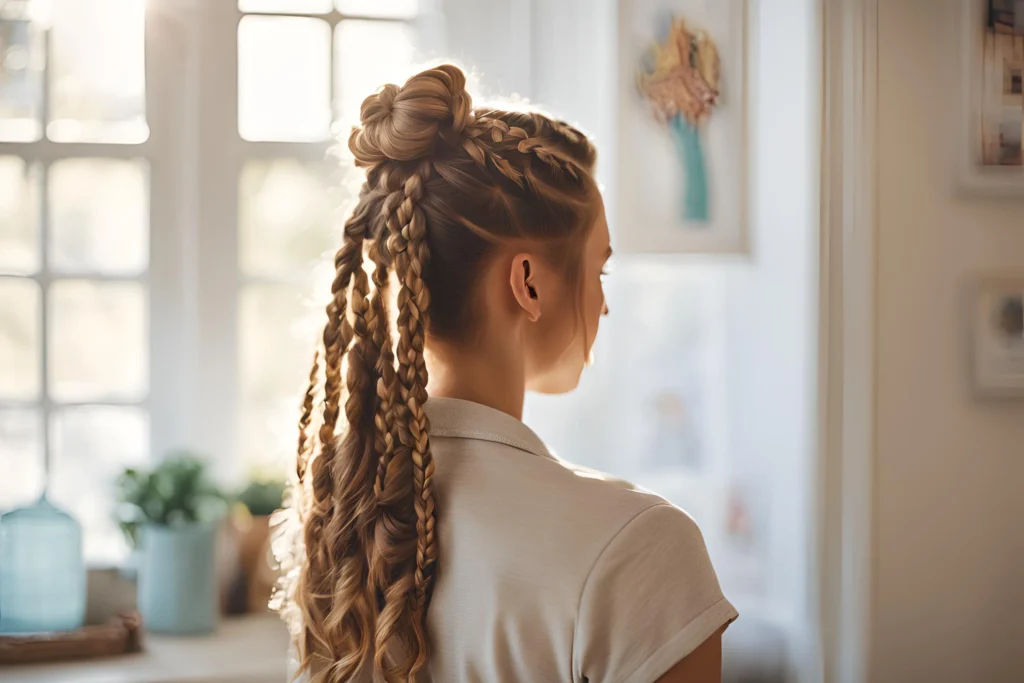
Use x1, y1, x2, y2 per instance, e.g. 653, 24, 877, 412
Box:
0, 0, 417, 530
185, 1, 417, 482
2, 0, 427, 508
0, 9, 158, 503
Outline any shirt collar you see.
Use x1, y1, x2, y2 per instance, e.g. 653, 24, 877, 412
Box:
424, 397, 555, 461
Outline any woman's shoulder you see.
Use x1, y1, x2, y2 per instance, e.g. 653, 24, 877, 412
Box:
546, 458, 704, 543
555, 460, 736, 681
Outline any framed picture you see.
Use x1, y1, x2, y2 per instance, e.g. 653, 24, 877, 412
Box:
616, 0, 751, 254
971, 275, 1024, 397
958, 0, 1024, 194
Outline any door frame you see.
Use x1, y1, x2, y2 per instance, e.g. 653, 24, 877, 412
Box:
817, 0, 878, 682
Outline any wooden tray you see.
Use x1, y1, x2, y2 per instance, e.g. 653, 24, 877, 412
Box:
0, 612, 144, 665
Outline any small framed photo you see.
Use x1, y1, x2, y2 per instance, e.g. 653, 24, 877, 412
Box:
971, 275, 1024, 397
958, 0, 1024, 194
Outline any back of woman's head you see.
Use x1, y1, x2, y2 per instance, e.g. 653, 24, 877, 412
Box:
280, 64, 598, 683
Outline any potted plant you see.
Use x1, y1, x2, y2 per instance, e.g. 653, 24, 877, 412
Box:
115, 454, 227, 634
229, 478, 285, 614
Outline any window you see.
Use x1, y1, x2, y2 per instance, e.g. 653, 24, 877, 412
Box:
0, 0, 419, 562
233, 0, 417, 475
0, 0, 150, 562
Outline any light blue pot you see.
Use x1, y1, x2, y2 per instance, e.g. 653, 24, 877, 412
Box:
137, 523, 218, 634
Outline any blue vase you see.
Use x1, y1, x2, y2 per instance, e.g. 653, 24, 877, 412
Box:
0, 496, 86, 633
669, 114, 710, 223
137, 523, 218, 634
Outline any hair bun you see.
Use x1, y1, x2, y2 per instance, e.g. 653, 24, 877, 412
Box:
349, 64, 472, 167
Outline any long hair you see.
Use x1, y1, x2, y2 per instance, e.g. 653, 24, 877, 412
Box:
276, 64, 599, 683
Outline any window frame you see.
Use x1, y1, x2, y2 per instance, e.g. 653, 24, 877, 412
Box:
196, 1, 417, 481
0, 17, 158, 502
0, 0, 417, 557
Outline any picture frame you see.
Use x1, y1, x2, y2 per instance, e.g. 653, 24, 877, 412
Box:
970, 274, 1024, 398
958, 0, 1024, 195
616, 0, 752, 254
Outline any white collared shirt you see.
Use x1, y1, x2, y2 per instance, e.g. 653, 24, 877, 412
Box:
293, 397, 737, 682
423, 397, 736, 683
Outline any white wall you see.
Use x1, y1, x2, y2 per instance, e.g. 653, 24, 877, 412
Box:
872, 3, 1024, 682
726, 0, 817, 635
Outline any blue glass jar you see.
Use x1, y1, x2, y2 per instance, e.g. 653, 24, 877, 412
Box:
0, 496, 86, 633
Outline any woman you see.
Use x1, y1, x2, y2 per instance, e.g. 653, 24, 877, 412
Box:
278, 64, 737, 683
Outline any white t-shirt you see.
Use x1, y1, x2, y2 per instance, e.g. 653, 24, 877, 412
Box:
294, 397, 737, 682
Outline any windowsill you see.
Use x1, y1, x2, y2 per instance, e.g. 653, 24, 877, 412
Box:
5, 615, 289, 683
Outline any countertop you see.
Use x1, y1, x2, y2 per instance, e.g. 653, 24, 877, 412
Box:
3, 615, 289, 683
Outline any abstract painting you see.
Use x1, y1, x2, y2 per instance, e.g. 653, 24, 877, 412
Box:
637, 17, 721, 222
617, 0, 749, 254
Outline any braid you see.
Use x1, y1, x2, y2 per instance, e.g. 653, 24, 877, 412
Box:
295, 191, 374, 681
465, 116, 587, 188
387, 163, 437, 677
369, 202, 398, 504
308, 196, 371, 515
368, 228, 398, 585
370, 166, 433, 680
461, 129, 525, 187
319, 250, 381, 680
364, 180, 401, 625
294, 347, 320, 515
516, 137, 583, 180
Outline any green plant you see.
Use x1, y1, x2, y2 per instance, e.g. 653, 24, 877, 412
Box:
115, 453, 228, 548
235, 478, 286, 517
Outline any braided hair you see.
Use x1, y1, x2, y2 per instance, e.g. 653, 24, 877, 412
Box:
281, 64, 599, 683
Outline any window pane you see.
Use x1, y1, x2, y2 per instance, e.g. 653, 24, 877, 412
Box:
336, 0, 418, 19
49, 159, 148, 274
0, 13, 44, 141
239, 398, 300, 475
0, 278, 40, 401
50, 406, 147, 563
600, 265, 728, 479
240, 284, 319, 400
334, 20, 415, 127
238, 16, 331, 142
239, 284, 321, 472
239, 159, 334, 279
0, 409, 44, 512
48, 0, 147, 143
239, 0, 332, 12
0, 156, 40, 275
49, 280, 147, 402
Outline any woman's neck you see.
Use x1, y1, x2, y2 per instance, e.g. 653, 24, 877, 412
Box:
425, 335, 526, 420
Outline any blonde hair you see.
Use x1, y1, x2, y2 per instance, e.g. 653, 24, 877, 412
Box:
279, 64, 598, 683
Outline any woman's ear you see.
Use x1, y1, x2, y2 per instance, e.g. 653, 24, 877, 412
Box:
509, 253, 542, 322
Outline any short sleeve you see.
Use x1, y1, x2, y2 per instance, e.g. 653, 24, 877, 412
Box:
573, 503, 738, 683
